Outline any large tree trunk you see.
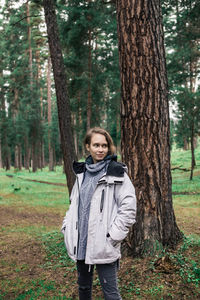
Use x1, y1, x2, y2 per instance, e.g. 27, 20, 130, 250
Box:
43, 0, 77, 193
116, 0, 182, 256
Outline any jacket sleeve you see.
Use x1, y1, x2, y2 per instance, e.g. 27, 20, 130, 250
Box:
61, 179, 78, 234
109, 173, 137, 242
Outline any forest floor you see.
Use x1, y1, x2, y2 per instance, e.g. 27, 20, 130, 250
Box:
0, 151, 200, 299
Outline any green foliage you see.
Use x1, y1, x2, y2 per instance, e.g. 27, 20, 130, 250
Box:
0, 154, 200, 299
163, 0, 200, 149
57, 0, 121, 154
41, 231, 74, 269
15, 279, 56, 300
170, 236, 200, 286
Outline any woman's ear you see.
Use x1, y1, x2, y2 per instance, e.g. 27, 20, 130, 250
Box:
86, 144, 90, 152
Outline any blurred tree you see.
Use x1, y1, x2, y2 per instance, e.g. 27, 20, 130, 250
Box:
164, 0, 200, 179
58, 0, 121, 156
43, 0, 77, 193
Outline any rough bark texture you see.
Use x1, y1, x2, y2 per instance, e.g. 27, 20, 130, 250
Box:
43, 0, 77, 193
116, 0, 182, 255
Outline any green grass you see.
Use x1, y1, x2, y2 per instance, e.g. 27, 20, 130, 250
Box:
0, 168, 69, 210
171, 144, 200, 169
0, 145, 200, 299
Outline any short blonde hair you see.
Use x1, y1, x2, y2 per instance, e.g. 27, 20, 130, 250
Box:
84, 127, 116, 155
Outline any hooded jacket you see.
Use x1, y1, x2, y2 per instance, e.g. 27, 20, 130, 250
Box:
62, 158, 137, 265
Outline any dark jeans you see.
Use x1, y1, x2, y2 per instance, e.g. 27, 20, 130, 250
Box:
77, 260, 122, 300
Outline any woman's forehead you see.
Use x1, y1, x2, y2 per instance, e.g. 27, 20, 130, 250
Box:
91, 133, 107, 144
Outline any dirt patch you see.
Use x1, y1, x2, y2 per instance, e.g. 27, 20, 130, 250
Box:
0, 206, 62, 228
0, 202, 199, 299
6, 174, 67, 187
0, 236, 45, 278
173, 192, 200, 195
174, 207, 200, 235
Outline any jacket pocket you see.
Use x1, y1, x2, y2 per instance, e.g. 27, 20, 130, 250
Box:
93, 221, 120, 260
107, 236, 120, 248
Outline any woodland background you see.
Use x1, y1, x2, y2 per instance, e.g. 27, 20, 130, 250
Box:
0, 0, 199, 173
0, 0, 200, 299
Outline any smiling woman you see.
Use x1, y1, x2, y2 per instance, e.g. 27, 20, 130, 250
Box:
86, 133, 108, 163
61, 127, 137, 300
84, 127, 115, 164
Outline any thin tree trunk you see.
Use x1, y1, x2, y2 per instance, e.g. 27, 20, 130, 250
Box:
5, 153, 11, 171
27, 1, 37, 172
26, 2, 33, 86
0, 136, 2, 169
190, 124, 195, 180
117, 0, 182, 256
19, 146, 22, 170
189, 58, 196, 171
47, 55, 54, 171
24, 136, 30, 170
32, 136, 38, 172
15, 145, 22, 170
36, 49, 45, 169
1, 85, 10, 170
87, 28, 92, 130
183, 138, 188, 150
43, 0, 77, 193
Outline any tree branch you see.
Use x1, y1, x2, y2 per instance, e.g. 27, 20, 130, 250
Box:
12, 15, 43, 26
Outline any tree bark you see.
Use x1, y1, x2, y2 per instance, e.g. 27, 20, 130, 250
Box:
47, 55, 54, 171
32, 135, 38, 172
27, 1, 38, 172
26, 2, 33, 86
87, 28, 92, 130
43, 0, 77, 193
190, 123, 195, 180
14, 145, 22, 170
0, 85, 10, 170
24, 136, 30, 170
116, 0, 182, 255
0, 135, 2, 169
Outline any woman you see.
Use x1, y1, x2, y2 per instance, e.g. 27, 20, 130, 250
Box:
61, 127, 136, 300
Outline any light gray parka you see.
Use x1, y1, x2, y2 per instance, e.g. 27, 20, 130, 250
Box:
61, 160, 136, 265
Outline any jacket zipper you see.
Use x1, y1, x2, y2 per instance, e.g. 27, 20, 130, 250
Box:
100, 189, 105, 221
75, 176, 81, 258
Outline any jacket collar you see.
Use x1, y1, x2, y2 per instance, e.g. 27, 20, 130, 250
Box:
73, 155, 125, 178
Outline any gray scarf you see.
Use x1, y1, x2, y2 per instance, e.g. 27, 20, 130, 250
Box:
77, 159, 110, 260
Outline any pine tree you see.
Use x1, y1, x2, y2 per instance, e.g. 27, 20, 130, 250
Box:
117, 0, 182, 255
43, 0, 77, 193
163, 0, 200, 179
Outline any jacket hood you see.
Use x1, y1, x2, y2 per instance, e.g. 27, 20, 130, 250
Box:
73, 155, 126, 177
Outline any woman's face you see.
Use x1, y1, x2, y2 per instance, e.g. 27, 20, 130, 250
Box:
86, 133, 109, 164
